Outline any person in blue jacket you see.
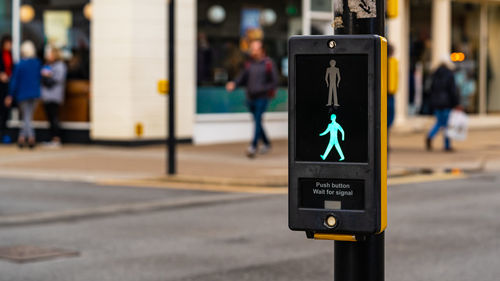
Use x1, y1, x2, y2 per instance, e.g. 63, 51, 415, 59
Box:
4, 41, 41, 148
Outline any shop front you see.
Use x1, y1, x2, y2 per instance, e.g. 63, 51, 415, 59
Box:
194, 0, 303, 143
3, 0, 498, 144
403, 0, 500, 121
1, 0, 91, 142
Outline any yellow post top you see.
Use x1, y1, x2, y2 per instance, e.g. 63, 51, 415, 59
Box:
314, 233, 357, 242
387, 0, 399, 18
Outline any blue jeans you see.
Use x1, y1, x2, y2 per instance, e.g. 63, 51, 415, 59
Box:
428, 109, 451, 149
247, 98, 270, 148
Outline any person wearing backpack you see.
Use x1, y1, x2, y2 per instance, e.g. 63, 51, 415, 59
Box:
226, 40, 279, 158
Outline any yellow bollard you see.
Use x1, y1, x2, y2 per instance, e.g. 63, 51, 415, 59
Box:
135, 122, 144, 137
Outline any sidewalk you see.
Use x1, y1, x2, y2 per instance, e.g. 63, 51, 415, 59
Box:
0, 128, 499, 187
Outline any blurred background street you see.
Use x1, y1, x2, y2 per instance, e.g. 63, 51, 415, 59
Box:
1, 0, 500, 280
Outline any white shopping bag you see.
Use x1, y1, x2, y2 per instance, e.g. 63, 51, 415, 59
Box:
446, 110, 468, 141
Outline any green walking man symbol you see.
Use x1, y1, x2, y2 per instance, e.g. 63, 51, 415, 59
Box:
319, 114, 345, 161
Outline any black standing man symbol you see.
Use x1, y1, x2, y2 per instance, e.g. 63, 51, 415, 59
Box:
325, 59, 341, 107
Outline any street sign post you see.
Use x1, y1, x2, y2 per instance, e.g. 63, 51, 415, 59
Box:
167, 0, 176, 175
288, 35, 387, 239
289, 2, 387, 281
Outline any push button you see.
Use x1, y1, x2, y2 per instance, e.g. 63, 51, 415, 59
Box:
325, 215, 337, 228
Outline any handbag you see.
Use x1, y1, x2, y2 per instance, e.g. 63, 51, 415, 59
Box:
41, 76, 56, 88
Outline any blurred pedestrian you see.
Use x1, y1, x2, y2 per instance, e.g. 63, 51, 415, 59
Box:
0, 34, 13, 143
425, 55, 460, 152
387, 43, 398, 165
4, 41, 41, 149
41, 46, 67, 147
226, 40, 279, 158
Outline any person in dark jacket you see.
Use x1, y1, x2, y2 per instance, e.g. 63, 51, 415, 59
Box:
226, 40, 279, 158
0, 34, 13, 143
426, 55, 460, 151
4, 41, 41, 149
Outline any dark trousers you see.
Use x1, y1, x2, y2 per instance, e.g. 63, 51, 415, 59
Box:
0, 87, 10, 137
247, 98, 270, 148
44, 102, 61, 140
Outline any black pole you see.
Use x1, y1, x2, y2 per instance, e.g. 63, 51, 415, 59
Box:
334, 0, 385, 36
167, 0, 176, 175
334, 233, 385, 281
332, 1, 385, 281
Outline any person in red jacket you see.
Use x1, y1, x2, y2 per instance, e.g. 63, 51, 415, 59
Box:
0, 34, 13, 143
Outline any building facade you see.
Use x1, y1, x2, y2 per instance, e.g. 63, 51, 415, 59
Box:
389, 0, 500, 130
1, 0, 499, 144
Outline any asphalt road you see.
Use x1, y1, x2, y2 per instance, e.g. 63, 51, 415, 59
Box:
0, 173, 499, 281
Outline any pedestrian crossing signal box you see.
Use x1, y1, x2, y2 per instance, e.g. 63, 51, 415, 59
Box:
288, 35, 387, 239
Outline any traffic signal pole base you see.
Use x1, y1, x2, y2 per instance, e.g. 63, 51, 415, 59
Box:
334, 232, 384, 281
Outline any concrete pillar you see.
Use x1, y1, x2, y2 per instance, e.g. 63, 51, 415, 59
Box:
302, 0, 311, 35
431, 0, 451, 69
12, 0, 20, 62
387, 0, 410, 126
91, 0, 195, 141
91, 0, 135, 140
174, 0, 196, 138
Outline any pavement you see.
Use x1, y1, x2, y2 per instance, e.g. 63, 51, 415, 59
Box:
1, 128, 500, 188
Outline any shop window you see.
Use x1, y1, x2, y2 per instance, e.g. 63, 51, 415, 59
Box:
409, 0, 432, 116
410, 1, 482, 115
20, 0, 90, 122
487, 4, 500, 113
197, 0, 301, 114
0, 0, 12, 35
311, 0, 332, 12
451, 2, 480, 114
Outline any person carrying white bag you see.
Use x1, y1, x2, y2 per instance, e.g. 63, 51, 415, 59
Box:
425, 55, 462, 152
